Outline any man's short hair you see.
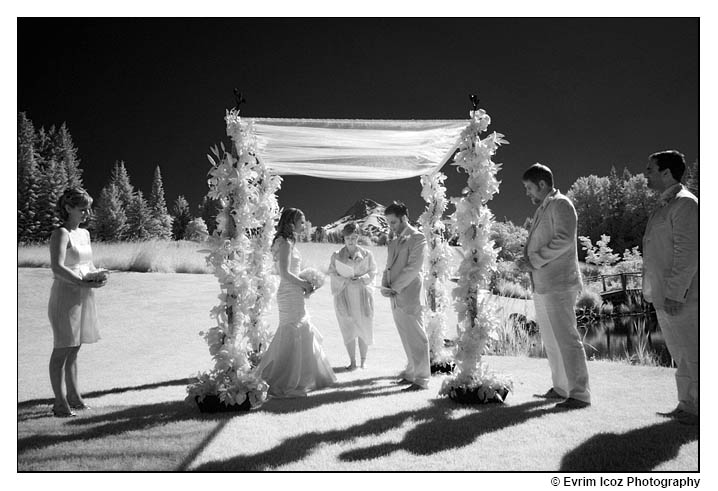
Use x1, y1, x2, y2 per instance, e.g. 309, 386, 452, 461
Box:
649, 150, 686, 182
522, 163, 554, 188
385, 201, 409, 219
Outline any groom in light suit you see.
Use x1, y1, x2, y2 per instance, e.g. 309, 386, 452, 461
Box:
517, 163, 591, 409
381, 201, 430, 391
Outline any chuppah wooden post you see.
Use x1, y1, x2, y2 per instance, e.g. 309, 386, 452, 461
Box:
419, 171, 454, 371
438, 100, 513, 403
185, 106, 271, 411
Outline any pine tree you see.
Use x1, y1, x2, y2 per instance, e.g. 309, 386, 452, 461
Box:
684, 160, 699, 198
198, 195, 222, 235
604, 166, 629, 253
53, 123, 83, 188
148, 166, 173, 239
184, 217, 209, 241
35, 159, 68, 240
94, 184, 127, 241
109, 160, 134, 210
126, 191, 154, 241
171, 195, 192, 240
17, 112, 41, 242
34, 125, 57, 165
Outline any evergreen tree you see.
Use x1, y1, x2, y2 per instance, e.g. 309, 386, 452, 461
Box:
126, 191, 154, 241
171, 195, 192, 240
684, 160, 699, 198
17, 112, 40, 242
198, 195, 222, 235
604, 166, 627, 251
148, 166, 173, 239
94, 184, 127, 241
185, 217, 209, 241
34, 125, 57, 165
109, 160, 134, 210
35, 159, 68, 240
53, 123, 83, 188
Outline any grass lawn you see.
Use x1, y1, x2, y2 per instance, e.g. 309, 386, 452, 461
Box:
18, 268, 698, 471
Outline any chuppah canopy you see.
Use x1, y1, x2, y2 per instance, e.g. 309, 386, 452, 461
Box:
246, 118, 467, 181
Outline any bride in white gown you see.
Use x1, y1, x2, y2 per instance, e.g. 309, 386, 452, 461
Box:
255, 208, 336, 398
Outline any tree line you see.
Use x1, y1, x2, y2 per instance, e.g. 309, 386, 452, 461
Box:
17, 112, 223, 243
18, 111, 698, 253
566, 163, 698, 259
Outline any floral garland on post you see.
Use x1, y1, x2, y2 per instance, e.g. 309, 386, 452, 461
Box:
228, 117, 281, 366
186, 109, 279, 410
418, 171, 454, 371
438, 107, 513, 403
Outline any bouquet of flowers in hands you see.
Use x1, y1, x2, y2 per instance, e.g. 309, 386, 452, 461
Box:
83, 269, 110, 283
299, 268, 325, 298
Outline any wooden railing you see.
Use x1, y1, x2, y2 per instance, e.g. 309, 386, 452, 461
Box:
600, 272, 642, 293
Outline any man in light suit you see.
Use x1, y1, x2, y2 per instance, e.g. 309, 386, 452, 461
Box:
381, 201, 430, 391
644, 150, 698, 426
517, 163, 591, 409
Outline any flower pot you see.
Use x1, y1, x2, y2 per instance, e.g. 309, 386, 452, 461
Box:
195, 394, 251, 413
449, 385, 510, 404
430, 361, 455, 374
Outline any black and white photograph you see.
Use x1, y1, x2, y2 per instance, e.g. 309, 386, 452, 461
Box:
14, 6, 706, 479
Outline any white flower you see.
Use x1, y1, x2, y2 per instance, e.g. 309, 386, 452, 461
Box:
299, 267, 326, 290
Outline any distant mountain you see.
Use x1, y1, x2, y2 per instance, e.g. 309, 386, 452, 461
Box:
322, 198, 388, 236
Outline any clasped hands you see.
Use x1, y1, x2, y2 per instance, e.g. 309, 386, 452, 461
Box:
301, 280, 316, 298
380, 286, 397, 298
83, 278, 108, 288
82, 270, 109, 288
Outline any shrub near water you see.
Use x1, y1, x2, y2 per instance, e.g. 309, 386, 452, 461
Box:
493, 279, 532, 300
576, 287, 602, 313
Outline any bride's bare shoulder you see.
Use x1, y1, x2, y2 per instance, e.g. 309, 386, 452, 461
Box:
272, 236, 293, 251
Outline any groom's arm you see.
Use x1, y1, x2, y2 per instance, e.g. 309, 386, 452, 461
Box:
388, 234, 427, 293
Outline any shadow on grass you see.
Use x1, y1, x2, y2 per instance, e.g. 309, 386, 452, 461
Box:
18, 400, 226, 454
17, 377, 195, 410
192, 398, 557, 471
259, 375, 402, 415
559, 419, 699, 472
18, 375, 403, 466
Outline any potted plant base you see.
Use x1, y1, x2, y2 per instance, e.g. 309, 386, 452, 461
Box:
449, 386, 510, 404
430, 361, 456, 374
195, 394, 251, 413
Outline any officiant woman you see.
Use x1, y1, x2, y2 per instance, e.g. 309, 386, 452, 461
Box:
328, 223, 377, 370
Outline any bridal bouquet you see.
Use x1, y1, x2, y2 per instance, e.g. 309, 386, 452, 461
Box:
299, 267, 325, 294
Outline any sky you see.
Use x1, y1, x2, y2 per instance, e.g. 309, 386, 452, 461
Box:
17, 17, 699, 227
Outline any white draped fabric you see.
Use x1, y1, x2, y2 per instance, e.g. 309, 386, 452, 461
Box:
246, 118, 466, 181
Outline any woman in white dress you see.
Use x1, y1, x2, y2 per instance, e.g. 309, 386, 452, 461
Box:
47, 188, 107, 417
328, 223, 377, 370
255, 208, 336, 398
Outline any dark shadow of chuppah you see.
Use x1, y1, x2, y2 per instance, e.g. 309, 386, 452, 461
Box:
18, 375, 403, 462
338, 399, 556, 462
559, 419, 699, 472
191, 398, 558, 471
17, 377, 195, 411
259, 375, 403, 415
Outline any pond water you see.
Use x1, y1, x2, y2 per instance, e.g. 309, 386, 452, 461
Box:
518, 314, 673, 367
481, 292, 673, 367
578, 314, 673, 366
